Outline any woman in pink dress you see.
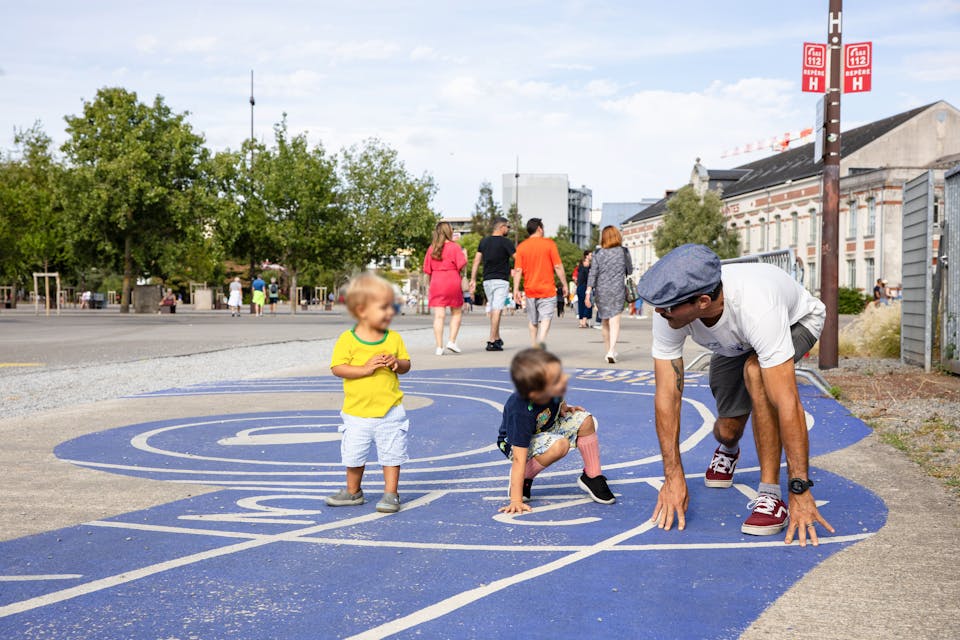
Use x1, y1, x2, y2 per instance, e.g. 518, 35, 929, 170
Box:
423, 221, 467, 355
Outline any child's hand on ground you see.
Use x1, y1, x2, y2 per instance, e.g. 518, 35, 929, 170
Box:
498, 501, 532, 514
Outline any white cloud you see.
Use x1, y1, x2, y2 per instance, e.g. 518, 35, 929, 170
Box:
410, 46, 436, 61
174, 36, 219, 54
902, 50, 960, 82
331, 39, 400, 62
585, 79, 619, 97
440, 76, 484, 103
134, 35, 159, 53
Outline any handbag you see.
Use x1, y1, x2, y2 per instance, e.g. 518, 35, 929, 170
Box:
622, 247, 638, 303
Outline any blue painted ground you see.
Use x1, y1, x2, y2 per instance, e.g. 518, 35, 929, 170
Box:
0, 367, 885, 639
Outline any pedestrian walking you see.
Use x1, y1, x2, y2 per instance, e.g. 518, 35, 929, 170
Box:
585, 226, 632, 363
575, 251, 593, 328
423, 221, 467, 355
513, 218, 567, 348
227, 277, 243, 317
468, 217, 515, 351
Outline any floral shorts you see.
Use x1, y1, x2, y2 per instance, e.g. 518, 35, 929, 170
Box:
499, 410, 593, 460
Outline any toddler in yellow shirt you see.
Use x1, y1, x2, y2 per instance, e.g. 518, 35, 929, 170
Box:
325, 273, 411, 513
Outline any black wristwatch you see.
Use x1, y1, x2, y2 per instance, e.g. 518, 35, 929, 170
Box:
789, 478, 815, 495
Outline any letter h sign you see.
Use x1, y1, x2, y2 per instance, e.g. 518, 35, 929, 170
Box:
843, 42, 872, 93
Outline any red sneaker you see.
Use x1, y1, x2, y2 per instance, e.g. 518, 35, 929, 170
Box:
741, 493, 788, 536
704, 446, 739, 488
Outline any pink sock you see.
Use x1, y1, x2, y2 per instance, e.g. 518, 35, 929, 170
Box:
577, 433, 602, 477
524, 458, 545, 480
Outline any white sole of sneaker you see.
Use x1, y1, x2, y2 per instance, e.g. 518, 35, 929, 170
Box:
740, 521, 787, 536
704, 478, 735, 488
576, 476, 616, 504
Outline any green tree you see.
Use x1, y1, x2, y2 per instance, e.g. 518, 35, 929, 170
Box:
0, 124, 73, 286
653, 185, 740, 259
259, 117, 341, 312
469, 181, 502, 235
552, 228, 581, 285
61, 87, 210, 312
339, 138, 438, 269
506, 202, 528, 245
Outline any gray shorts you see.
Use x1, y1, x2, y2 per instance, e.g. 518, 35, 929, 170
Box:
483, 279, 510, 310
525, 297, 556, 325
709, 323, 818, 418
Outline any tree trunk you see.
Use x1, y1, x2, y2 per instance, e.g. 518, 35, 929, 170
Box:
290, 269, 298, 315
121, 233, 132, 313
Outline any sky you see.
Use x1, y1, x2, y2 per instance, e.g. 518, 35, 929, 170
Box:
2, 1, 959, 216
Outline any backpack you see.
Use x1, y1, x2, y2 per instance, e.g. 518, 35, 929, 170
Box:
269, 283, 279, 295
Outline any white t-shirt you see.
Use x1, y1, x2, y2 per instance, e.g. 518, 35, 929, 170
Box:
651, 263, 826, 368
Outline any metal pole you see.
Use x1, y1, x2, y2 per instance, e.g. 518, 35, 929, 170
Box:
819, 0, 842, 369
514, 156, 520, 243
249, 70, 255, 168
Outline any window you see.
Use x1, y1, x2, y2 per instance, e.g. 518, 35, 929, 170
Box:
847, 259, 857, 288
744, 222, 751, 253
808, 261, 818, 291
848, 200, 858, 237
791, 211, 799, 246
865, 257, 875, 286
774, 215, 782, 249
759, 218, 766, 251
866, 198, 876, 236
809, 209, 818, 243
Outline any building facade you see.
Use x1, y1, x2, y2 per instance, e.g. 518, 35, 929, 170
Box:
502, 173, 594, 248
621, 100, 960, 294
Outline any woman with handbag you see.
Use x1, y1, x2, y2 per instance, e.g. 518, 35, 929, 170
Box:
585, 226, 633, 363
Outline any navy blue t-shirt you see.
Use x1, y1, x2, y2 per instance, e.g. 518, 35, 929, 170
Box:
496, 392, 561, 457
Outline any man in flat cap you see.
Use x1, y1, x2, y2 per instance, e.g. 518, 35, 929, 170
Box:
637, 243, 833, 546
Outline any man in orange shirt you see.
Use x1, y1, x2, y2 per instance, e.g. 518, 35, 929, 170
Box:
513, 218, 568, 347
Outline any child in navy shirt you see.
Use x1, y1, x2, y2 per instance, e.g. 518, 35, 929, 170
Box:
497, 348, 615, 513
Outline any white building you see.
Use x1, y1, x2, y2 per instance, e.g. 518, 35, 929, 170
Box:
502, 173, 594, 248
622, 100, 960, 293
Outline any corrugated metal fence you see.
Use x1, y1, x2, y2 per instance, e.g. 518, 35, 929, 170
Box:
943, 166, 960, 374
901, 171, 935, 371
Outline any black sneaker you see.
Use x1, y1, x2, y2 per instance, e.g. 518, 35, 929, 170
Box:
485, 341, 503, 351
577, 472, 616, 504
494, 338, 504, 348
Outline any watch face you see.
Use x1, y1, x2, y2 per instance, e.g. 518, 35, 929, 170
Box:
790, 478, 813, 494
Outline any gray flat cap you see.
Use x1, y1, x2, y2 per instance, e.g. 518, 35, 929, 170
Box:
636, 243, 721, 308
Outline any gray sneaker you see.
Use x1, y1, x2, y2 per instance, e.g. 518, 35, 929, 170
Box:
375, 492, 401, 513
325, 488, 365, 507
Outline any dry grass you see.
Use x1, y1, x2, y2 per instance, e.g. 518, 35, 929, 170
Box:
810, 302, 901, 358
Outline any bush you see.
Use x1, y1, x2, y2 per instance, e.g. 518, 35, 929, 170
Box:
838, 286, 870, 314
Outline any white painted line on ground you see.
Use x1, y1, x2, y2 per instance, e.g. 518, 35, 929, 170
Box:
344, 518, 659, 640
86, 521, 267, 540
0, 491, 446, 619
0, 575, 81, 582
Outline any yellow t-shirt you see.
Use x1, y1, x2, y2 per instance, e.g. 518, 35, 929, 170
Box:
330, 328, 409, 418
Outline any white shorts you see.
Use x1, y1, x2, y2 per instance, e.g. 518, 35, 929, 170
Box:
339, 405, 409, 467
483, 279, 510, 310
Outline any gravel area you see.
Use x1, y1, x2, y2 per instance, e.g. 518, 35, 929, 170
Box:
818, 356, 960, 496
1, 326, 456, 419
